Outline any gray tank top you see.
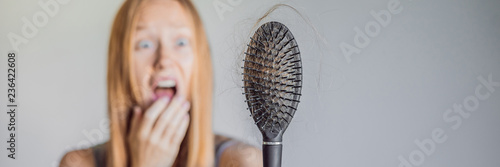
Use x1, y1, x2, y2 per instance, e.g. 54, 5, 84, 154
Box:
91, 140, 237, 167
91, 143, 107, 167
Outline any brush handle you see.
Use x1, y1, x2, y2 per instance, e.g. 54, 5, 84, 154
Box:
263, 143, 282, 167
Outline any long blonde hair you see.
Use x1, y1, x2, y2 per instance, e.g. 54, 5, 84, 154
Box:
106, 0, 214, 166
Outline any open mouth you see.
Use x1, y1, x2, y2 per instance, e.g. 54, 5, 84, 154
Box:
154, 79, 177, 100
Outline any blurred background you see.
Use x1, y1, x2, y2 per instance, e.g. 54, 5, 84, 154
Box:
1, 0, 499, 166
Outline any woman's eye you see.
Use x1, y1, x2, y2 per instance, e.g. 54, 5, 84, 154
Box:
176, 38, 189, 47
138, 40, 154, 49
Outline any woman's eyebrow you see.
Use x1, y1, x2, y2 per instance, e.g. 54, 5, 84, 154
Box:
135, 23, 192, 36
136, 24, 148, 31
176, 27, 191, 34
137, 21, 189, 29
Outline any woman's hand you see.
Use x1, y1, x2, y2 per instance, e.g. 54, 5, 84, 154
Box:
127, 96, 190, 167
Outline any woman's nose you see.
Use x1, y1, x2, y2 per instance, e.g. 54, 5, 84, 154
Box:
155, 46, 175, 70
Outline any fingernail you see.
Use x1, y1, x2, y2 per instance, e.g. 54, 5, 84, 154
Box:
133, 106, 141, 115
161, 96, 169, 102
177, 94, 185, 101
183, 101, 190, 108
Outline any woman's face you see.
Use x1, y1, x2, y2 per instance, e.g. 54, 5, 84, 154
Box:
133, 0, 195, 107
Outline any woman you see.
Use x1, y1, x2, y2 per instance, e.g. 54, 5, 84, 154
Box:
59, 0, 262, 166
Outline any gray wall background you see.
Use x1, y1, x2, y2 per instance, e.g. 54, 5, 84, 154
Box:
1, 0, 499, 166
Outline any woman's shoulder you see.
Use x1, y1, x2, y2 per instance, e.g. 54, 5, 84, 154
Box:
214, 134, 263, 167
59, 148, 96, 167
60, 142, 106, 167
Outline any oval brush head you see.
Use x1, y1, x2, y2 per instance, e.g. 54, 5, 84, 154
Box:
242, 21, 302, 142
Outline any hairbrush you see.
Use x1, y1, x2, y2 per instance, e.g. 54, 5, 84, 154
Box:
242, 21, 302, 167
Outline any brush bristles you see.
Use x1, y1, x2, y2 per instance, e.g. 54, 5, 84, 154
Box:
242, 21, 302, 139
